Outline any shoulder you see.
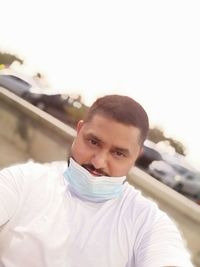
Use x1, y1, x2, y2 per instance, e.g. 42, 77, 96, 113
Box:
0, 160, 67, 186
122, 184, 193, 267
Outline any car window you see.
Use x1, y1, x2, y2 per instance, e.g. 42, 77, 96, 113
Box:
6, 75, 30, 87
172, 164, 188, 175
156, 170, 167, 175
0, 74, 32, 96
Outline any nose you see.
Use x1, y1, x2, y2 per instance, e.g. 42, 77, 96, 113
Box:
91, 151, 108, 170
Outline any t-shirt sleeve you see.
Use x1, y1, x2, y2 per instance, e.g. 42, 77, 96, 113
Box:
135, 211, 194, 267
0, 164, 26, 226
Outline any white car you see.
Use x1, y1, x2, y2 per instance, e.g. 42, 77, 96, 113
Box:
148, 160, 183, 189
171, 164, 200, 197
148, 160, 200, 198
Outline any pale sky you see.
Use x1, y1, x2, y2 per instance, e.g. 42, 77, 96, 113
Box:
0, 0, 200, 170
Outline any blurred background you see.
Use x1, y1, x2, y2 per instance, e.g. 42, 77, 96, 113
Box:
1, 0, 200, 201
0, 0, 200, 265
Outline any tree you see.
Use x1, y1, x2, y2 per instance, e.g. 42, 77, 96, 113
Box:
148, 127, 165, 143
148, 127, 186, 156
166, 138, 186, 156
64, 100, 88, 127
0, 51, 23, 67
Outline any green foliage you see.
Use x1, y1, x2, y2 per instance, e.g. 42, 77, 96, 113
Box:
166, 138, 186, 156
148, 127, 164, 143
148, 127, 186, 156
64, 99, 88, 127
0, 52, 23, 66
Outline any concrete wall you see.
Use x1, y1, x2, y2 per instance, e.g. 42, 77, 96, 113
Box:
0, 88, 200, 266
0, 87, 76, 166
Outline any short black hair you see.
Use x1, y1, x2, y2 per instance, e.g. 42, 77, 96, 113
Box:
84, 94, 149, 145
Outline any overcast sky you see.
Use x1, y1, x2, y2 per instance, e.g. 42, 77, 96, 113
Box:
1, 0, 200, 169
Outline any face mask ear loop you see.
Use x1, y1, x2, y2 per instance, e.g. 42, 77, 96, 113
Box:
123, 178, 127, 184
67, 159, 70, 166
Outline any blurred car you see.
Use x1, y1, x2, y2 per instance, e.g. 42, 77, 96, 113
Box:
171, 164, 200, 197
0, 69, 42, 96
148, 160, 182, 188
0, 69, 70, 124
148, 160, 200, 198
24, 91, 72, 124
0, 73, 31, 96
135, 141, 162, 169
0, 69, 82, 127
24, 91, 65, 110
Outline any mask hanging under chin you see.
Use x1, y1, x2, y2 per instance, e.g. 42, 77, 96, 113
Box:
63, 158, 126, 202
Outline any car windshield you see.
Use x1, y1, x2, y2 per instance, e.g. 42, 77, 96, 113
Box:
6, 75, 31, 87
171, 164, 189, 175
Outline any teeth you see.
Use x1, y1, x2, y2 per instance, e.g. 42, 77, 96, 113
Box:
91, 171, 100, 176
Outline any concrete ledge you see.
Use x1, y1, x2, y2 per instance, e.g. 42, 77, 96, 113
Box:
129, 167, 200, 223
0, 87, 76, 162
0, 87, 76, 141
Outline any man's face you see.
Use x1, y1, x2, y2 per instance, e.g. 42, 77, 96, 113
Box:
71, 114, 142, 177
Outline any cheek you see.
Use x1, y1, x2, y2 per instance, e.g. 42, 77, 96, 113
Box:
110, 161, 133, 177
71, 138, 90, 163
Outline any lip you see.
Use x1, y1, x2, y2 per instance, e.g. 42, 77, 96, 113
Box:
85, 167, 102, 177
89, 170, 102, 176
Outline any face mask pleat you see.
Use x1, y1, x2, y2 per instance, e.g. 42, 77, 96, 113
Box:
63, 158, 126, 202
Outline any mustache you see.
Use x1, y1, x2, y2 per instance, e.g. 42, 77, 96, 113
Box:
82, 164, 109, 177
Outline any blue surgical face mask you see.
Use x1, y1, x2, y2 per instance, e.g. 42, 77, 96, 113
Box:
63, 158, 126, 202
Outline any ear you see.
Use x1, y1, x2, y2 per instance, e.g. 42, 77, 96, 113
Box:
76, 120, 84, 133
139, 147, 144, 157
136, 146, 144, 160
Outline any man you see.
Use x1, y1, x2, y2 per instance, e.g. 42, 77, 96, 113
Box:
0, 95, 193, 267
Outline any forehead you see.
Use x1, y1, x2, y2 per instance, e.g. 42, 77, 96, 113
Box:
81, 114, 141, 151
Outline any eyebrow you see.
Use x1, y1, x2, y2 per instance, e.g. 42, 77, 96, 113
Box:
85, 133, 103, 144
85, 133, 131, 156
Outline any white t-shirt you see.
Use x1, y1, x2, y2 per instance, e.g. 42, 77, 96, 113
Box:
0, 162, 193, 267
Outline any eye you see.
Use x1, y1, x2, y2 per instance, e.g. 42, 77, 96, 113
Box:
88, 138, 99, 147
112, 150, 126, 159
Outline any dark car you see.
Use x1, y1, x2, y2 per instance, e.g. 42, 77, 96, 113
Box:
135, 144, 162, 169
0, 69, 87, 127
24, 91, 65, 110
0, 70, 71, 123
23, 91, 73, 124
